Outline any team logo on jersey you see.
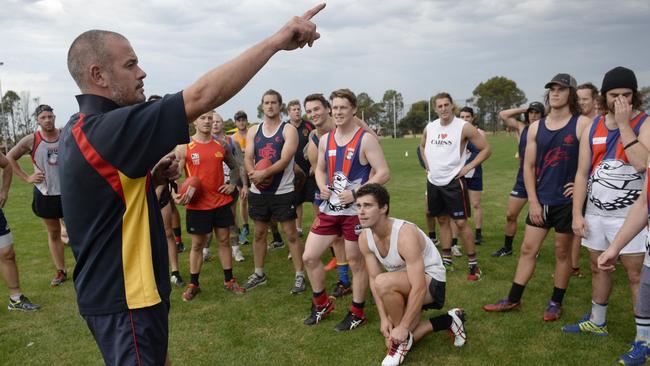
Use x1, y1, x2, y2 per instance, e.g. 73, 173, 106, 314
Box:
326, 172, 363, 212
215, 151, 223, 158
430, 133, 452, 146
563, 134, 575, 145
259, 143, 278, 160
592, 137, 607, 145
537, 146, 569, 175
588, 159, 642, 211
191, 153, 200, 165
47, 148, 58, 166
346, 148, 355, 160
275, 136, 282, 143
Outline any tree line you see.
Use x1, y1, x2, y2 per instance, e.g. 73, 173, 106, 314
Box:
0, 90, 39, 150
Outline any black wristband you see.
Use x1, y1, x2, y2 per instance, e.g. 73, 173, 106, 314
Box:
624, 139, 639, 150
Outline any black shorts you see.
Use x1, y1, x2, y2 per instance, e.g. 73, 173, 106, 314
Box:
465, 176, 483, 192
186, 203, 235, 235
296, 176, 317, 204
83, 301, 169, 366
248, 192, 297, 223
510, 179, 528, 199
427, 179, 471, 219
525, 203, 572, 234
32, 189, 63, 219
422, 277, 446, 310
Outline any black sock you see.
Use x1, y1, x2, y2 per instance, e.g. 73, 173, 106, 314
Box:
429, 231, 437, 240
171, 270, 180, 277
475, 228, 482, 238
313, 290, 324, 298
551, 287, 567, 304
504, 235, 514, 250
173, 227, 181, 237
190, 273, 200, 286
224, 268, 233, 282
430, 314, 453, 331
452, 238, 458, 246
273, 231, 283, 242
243, 223, 249, 231
508, 282, 526, 303
352, 301, 365, 309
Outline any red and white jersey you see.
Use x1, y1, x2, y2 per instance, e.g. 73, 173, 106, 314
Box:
423, 117, 468, 186
587, 112, 647, 217
31, 130, 61, 195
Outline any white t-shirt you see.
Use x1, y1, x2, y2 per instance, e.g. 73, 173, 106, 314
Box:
423, 117, 468, 186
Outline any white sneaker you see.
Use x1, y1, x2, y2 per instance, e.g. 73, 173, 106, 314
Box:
232, 245, 245, 262
448, 308, 467, 347
381, 332, 413, 366
451, 245, 462, 257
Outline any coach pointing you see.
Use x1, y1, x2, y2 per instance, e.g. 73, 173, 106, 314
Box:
59, 4, 325, 365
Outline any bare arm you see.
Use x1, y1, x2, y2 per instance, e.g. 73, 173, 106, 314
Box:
222, 147, 240, 188
6, 134, 39, 183
307, 133, 318, 176
419, 126, 429, 170
315, 133, 331, 200
499, 107, 527, 133
0, 153, 12, 208
524, 121, 543, 225
572, 122, 593, 237
182, 4, 325, 122
616, 103, 650, 171
244, 125, 259, 179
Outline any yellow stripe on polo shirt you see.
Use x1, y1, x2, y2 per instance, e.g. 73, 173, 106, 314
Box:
119, 171, 161, 309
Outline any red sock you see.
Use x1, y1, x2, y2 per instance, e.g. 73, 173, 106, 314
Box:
313, 291, 329, 307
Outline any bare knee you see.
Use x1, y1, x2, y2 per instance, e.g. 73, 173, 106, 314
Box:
0, 246, 16, 262
437, 216, 450, 226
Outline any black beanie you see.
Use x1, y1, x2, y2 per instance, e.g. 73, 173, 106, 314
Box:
601, 66, 637, 94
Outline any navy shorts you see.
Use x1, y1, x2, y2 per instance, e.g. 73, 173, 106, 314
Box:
510, 179, 528, 199
465, 176, 483, 192
248, 192, 297, 223
186, 203, 235, 234
422, 277, 446, 310
32, 188, 63, 219
84, 301, 169, 366
525, 203, 573, 234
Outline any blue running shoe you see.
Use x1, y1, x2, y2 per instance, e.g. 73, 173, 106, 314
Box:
238, 229, 249, 245
562, 313, 608, 336
619, 341, 648, 365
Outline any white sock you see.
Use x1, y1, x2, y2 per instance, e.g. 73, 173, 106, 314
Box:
296, 271, 305, 278
255, 267, 264, 277
10, 293, 22, 302
636, 316, 650, 343
590, 301, 608, 325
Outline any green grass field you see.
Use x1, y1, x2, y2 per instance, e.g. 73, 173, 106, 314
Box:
0, 134, 640, 365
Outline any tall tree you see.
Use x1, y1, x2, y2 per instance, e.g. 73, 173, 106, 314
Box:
1, 90, 20, 146
355, 92, 382, 132
399, 100, 436, 135
472, 76, 527, 132
380, 90, 404, 137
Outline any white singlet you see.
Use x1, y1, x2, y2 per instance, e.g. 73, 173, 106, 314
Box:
423, 117, 468, 186
365, 218, 446, 282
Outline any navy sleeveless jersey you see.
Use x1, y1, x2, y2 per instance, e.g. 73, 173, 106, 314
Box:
534, 115, 579, 205
515, 126, 529, 186
465, 141, 482, 178
252, 122, 294, 195
293, 119, 315, 174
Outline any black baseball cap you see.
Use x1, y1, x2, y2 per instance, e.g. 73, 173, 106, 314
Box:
34, 104, 53, 117
527, 102, 545, 115
234, 110, 248, 120
544, 73, 577, 89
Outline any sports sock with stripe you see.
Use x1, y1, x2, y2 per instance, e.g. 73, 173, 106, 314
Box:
351, 301, 365, 317
636, 315, 650, 343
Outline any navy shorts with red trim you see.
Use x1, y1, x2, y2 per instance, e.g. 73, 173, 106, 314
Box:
83, 300, 169, 366
426, 178, 471, 219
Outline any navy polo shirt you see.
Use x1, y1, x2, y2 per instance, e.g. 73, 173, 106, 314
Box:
59, 92, 189, 315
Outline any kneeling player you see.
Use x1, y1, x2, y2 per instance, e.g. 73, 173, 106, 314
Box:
357, 184, 466, 366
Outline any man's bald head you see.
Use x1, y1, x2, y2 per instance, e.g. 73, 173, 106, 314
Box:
67, 30, 128, 89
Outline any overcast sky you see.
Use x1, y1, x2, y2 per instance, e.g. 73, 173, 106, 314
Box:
1, 0, 649, 126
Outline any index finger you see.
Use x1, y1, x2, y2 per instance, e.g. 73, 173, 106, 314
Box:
301, 2, 326, 20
